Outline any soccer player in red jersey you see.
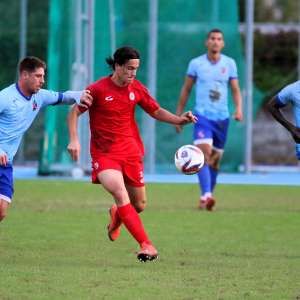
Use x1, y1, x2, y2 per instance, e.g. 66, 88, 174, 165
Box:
67, 46, 197, 262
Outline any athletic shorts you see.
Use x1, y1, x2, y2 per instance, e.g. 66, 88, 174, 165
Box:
193, 114, 229, 150
0, 164, 14, 203
91, 156, 144, 187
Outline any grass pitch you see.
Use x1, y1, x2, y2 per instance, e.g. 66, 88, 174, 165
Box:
1, 180, 300, 300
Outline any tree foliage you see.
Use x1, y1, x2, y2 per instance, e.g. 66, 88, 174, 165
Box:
0, 0, 49, 88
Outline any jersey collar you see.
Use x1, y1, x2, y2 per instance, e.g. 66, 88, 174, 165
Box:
206, 54, 222, 65
15, 83, 32, 101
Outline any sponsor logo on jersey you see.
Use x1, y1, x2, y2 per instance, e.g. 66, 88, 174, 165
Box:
105, 96, 114, 101
32, 100, 38, 111
129, 92, 135, 101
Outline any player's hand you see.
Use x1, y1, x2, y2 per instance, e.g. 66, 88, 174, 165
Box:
179, 111, 198, 125
79, 90, 93, 109
67, 140, 81, 161
0, 151, 8, 166
233, 109, 243, 121
291, 127, 300, 143
175, 124, 183, 133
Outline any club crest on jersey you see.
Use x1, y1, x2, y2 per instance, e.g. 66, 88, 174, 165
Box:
105, 96, 114, 101
198, 130, 205, 139
221, 67, 227, 74
93, 162, 99, 170
32, 100, 38, 111
129, 92, 135, 101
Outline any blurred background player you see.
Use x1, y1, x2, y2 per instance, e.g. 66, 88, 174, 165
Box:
67, 46, 197, 262
175, 28, 243, 211
267, 80, 300, 160
0, 56, 93, 222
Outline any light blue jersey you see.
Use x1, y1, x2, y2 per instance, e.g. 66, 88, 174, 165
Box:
276, 80, 300, 127
0, 83, 82, 162
187, 54, 238, 121
276, 80, 300, 159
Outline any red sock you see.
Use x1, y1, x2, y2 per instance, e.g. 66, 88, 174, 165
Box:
117, 203, 150, 246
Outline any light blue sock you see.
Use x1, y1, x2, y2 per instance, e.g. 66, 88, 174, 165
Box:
197, 163, 211, 196
209, 166, 218, 192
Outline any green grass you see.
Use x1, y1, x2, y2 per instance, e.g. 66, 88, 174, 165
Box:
1, 180, 300, 300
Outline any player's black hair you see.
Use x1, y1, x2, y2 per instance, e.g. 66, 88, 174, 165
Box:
18, 56, 46, 73
207, 28, 224, 39
106, 46, 140, 70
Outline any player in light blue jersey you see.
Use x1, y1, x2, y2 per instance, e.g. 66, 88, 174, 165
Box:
176, 29, 243, 211
0, 56, 93, 222
267, 80, 300, 160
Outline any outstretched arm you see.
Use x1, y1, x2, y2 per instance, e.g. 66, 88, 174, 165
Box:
67, 105, 84, 161
62, 90, 93, 108
150, 108, 197, 125
267, 96, 300, 143
41, 90, 92, 108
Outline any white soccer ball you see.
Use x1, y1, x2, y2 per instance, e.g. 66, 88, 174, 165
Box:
174, 145, 205, 175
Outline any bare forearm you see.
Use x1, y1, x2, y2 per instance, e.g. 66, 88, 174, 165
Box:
232, 88, 242, 111
176, 89, 189, 115
267, 97, 295, 132
67, 106, 81, 141
176, 77, 194, 115
151, 108, 183, 125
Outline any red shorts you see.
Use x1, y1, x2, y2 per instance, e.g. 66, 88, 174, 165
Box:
91, 156, 144, 187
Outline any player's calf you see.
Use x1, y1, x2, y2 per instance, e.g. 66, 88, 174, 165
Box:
0, 199, 10, 222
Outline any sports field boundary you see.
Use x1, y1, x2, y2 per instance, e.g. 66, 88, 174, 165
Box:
13, 166, 300, 186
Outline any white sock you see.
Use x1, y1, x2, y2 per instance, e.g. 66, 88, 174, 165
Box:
204, 192, 212, 199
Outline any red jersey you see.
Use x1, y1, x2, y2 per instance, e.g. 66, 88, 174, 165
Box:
79, 76, 160, 159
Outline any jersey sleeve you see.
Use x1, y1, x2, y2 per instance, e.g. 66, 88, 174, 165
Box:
39, 89, 83, 107
38, 89, 63, 107
186, 59, 197, 78
276, 82, 296, 107
228, 58, 238, 81
0, 93, 8, 113
61, 91, 82, 105
138, 85, 160, 114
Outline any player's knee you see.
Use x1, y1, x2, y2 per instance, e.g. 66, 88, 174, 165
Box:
209, 153, 222, 169
132, 199, 146, 213
203, 152, 212, 165
111, 187, 128, 203
200, 148, 212, 163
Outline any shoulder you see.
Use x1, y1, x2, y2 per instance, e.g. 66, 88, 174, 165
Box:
277, 81, 300, 104
132, 79, 148, 92
280, 81, 300, 96
0, 84, 17, 110
189, 54, 206, 65
286, 80, 300, 90
87, 76, 109, 92
0, 84, 17, 101
0, 84, 16, 96
221, 54, 236, 65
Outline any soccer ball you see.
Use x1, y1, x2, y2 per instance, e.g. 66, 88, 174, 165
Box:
174, 145, 205, 175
